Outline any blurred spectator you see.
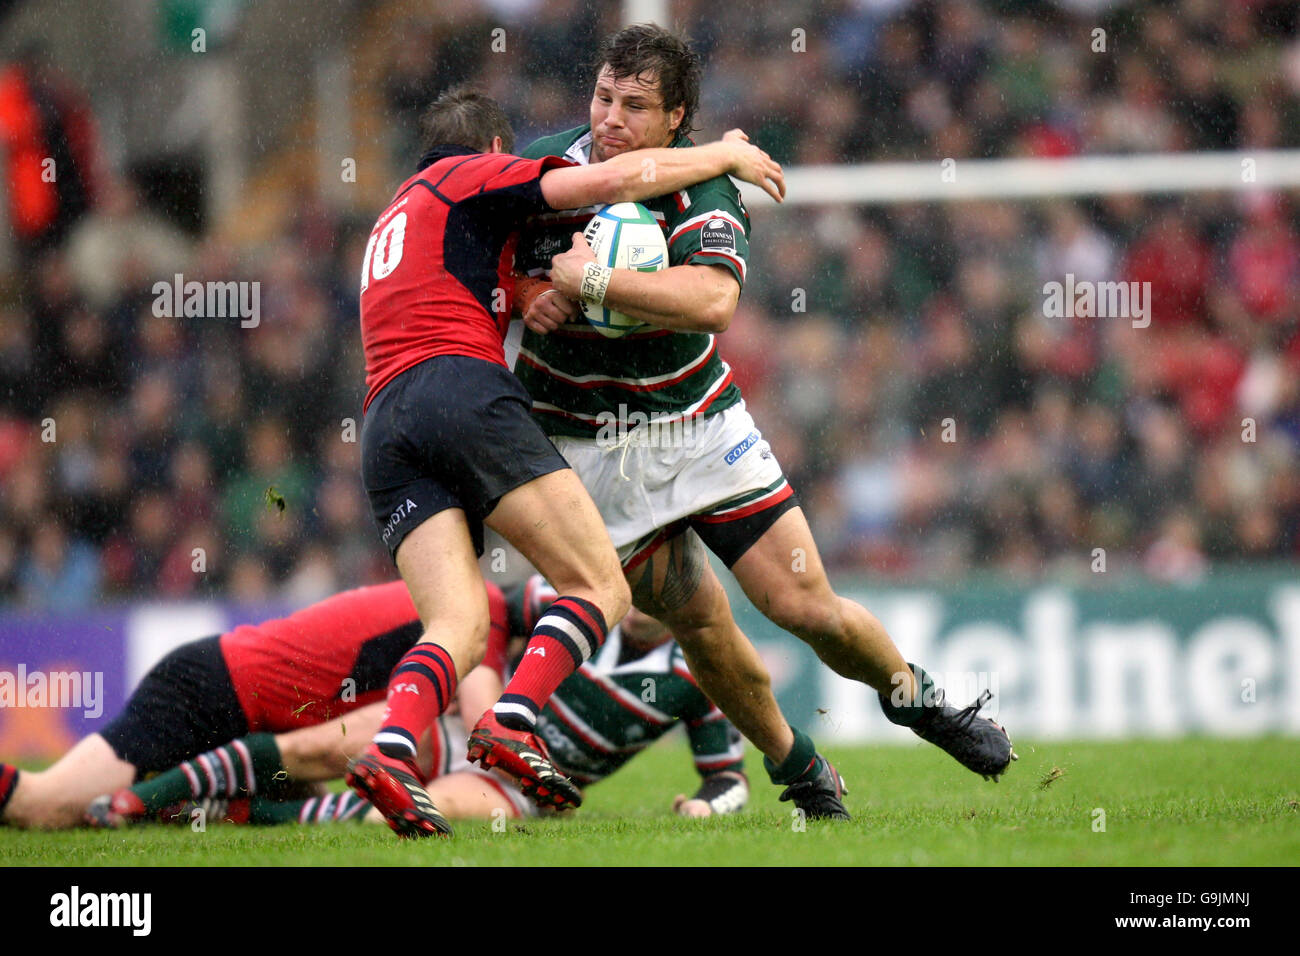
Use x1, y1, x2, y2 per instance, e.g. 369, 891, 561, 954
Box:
16, 516, 99, 611
3, 0, 1300, 601
65, 181, 193, 311
0, 43, 103, 268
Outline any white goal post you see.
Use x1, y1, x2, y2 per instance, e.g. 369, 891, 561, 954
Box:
737, 150, 1300, 207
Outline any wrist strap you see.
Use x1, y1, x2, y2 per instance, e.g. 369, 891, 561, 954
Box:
579, 262, 613, 305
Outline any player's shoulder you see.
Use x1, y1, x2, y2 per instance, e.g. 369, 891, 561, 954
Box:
522, 125, 591, 161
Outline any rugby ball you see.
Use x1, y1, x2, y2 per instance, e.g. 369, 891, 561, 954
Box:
580, 202, 667, 337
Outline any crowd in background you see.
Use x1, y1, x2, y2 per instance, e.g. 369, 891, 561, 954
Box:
2, 0, 1299, 610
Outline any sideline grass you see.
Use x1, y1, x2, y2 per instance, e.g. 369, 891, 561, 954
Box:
2, 738, 1295, 866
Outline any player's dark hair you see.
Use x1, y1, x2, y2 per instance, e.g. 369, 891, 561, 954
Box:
419, 86, 515, 154
595, 24, 701, 136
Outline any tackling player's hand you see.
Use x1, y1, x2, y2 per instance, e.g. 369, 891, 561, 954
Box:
672, 794, 713, 817
549, 232, 597, 301
518, 277, 578, 334
720, 129, 785, 203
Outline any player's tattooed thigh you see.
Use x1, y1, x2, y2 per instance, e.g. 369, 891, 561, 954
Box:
630, 531, 705, 617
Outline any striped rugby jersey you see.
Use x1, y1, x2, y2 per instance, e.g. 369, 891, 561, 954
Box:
514, 125, 749, 437
537, 626, 746, 787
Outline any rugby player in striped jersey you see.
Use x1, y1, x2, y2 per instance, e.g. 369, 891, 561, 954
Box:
510, 25, 1015, 819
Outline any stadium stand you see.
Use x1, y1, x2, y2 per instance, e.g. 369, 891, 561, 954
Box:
1, 0, 1298, 611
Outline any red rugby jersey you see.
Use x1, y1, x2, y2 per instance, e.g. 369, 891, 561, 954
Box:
360, 146, 570, 411
219, 580, 509, 732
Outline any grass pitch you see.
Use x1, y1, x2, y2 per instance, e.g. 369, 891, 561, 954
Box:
2, 737, 1296, 867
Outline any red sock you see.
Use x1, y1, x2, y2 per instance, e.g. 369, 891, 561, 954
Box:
373, 644, 457, 759
495, 595, 607, 729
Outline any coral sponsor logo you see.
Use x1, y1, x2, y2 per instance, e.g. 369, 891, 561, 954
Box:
724, 430, 760, 466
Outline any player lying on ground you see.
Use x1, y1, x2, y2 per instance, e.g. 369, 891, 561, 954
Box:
102, 580, 747, 827
352, 86, 783, 836
509, 24, 1015, 821
0, 576, 746, 828
92, 577, 748, 827
0, 580, 506, 829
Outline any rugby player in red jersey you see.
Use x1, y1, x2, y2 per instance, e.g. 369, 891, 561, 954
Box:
0, 581, 508, 830
353, 87, 783, 836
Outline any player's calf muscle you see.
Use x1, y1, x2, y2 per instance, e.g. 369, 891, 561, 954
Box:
395, 511, 491, 672
738, 519, 910, 692
735, 513, 848, 639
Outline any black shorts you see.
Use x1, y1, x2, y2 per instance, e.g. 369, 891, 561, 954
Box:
691, 491, 800, 568
626, 492, 801, 572
100, 636, 248, 778
361, 355, 570, 562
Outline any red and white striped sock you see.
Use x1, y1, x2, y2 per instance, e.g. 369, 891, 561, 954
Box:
495, 595, 607, 730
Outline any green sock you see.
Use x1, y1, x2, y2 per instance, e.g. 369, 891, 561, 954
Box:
878, 662, 939, 728
764, 726, 820, 786
132, 734, 285, 812
251, 792, 370, 825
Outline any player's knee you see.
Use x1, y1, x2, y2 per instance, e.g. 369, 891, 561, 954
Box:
769, 589, 845, 648
275, 730, 333, 776
589, 555, 631, 623
603, 575, 632, 625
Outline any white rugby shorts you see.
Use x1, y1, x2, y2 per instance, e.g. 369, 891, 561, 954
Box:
551, 401, 791, 567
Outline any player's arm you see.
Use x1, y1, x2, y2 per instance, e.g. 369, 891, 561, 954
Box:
550, 242, 740, 333
539, 130, 784, 211
546, 189, 751, 334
